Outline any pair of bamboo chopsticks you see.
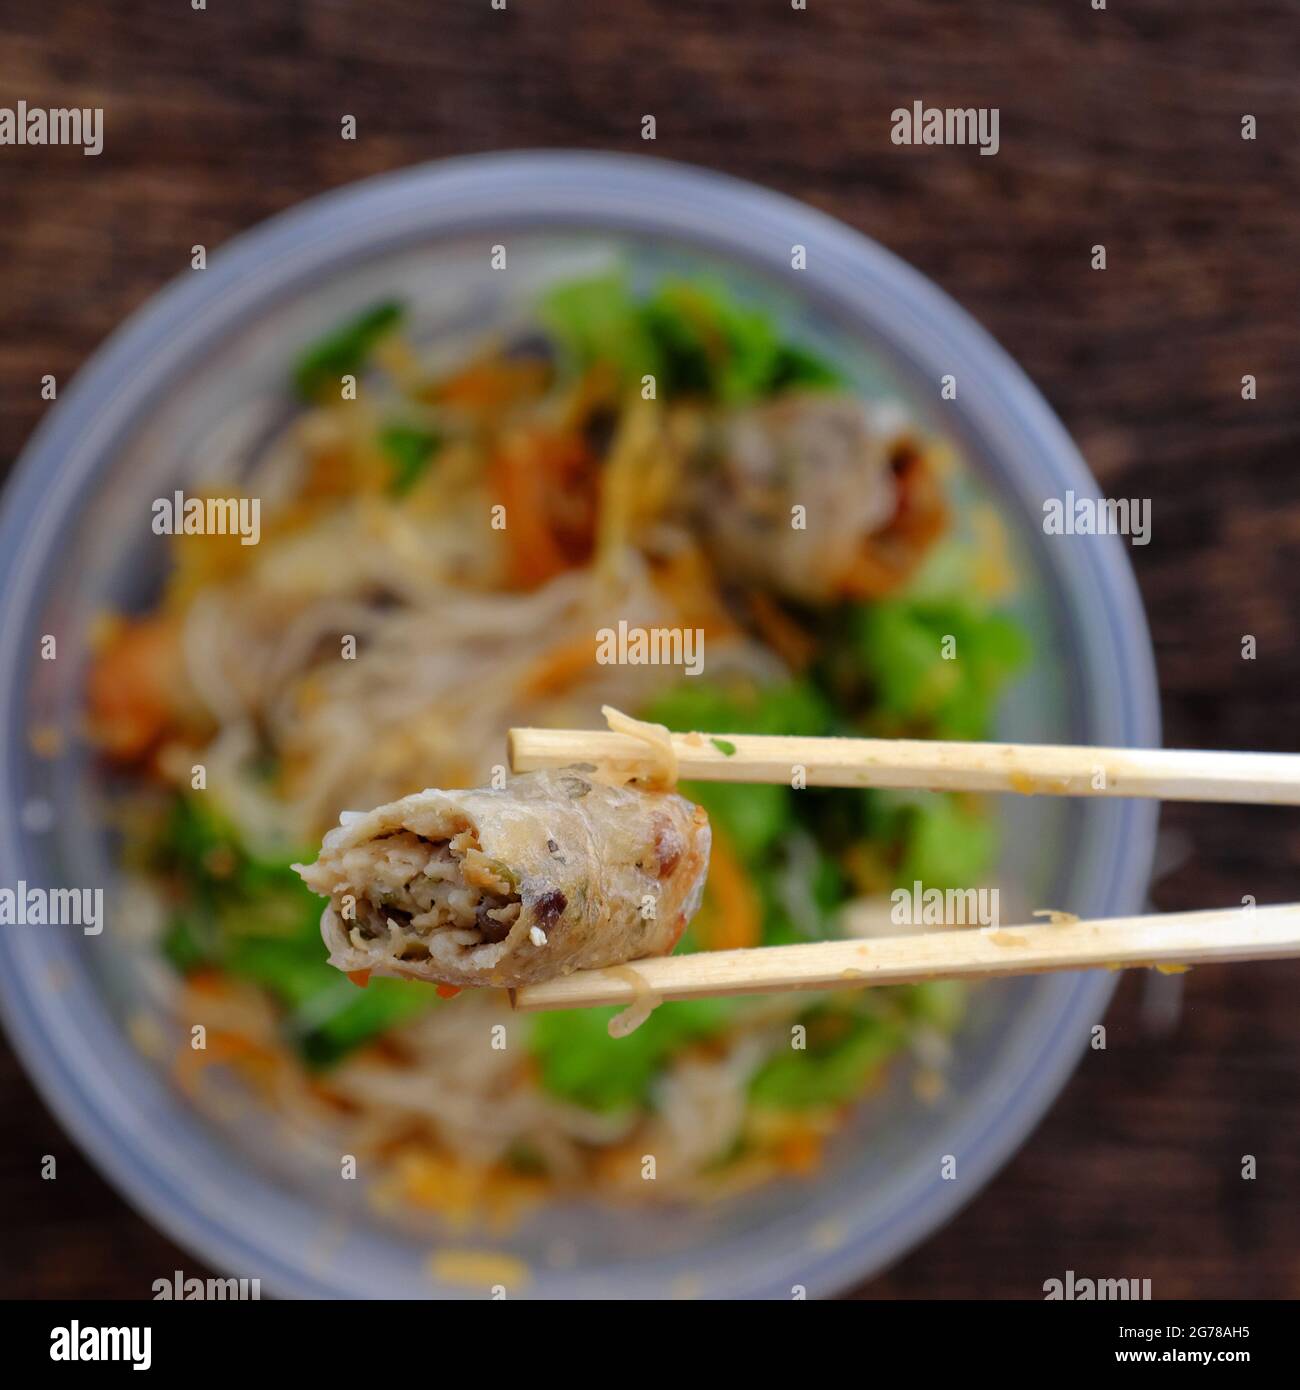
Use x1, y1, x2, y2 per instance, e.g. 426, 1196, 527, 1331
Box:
506, 728, 1300, 1013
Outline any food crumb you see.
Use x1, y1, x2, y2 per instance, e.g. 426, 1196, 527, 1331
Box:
529, 926, 548, 948
913, 1068, 946, 1104
428, 1248, 532, 1292
126, 1011, 167, 1060
27, 724, 64, 759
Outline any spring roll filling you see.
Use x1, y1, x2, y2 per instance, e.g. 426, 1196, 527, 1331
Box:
327, 827, 523, 962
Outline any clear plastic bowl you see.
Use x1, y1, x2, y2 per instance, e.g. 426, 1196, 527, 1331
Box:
0, 152, 1159, 1298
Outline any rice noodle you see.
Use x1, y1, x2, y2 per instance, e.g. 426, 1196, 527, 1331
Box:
601, 704, 678, 790
606, 965, 664, 1038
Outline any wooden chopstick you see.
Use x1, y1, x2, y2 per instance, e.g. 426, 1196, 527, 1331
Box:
508, 727, 1300, 803
512, 904, 1300, 1013
507, 725, 1300, 1008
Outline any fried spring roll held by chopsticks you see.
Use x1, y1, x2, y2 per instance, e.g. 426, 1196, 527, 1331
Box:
294, 768, 711, 989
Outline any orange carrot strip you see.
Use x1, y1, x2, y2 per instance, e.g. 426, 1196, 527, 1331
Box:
488, 437, 570, 587
700, 827, 761, 951
518, 636, 596, 699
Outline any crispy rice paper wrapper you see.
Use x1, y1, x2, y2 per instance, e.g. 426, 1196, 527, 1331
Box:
295, 768, 711, 989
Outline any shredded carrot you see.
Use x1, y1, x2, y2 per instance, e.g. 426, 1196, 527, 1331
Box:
436, 983, 462, 1000
698, 826, 761, 951
775, 1127, 825, 1175
591, 1140, 648, 1189
488, 432, 574, 587
429, 357, 549, 411
85, 612, 189, 760
518, 636, 595, 698
347, 969, 371, 988
298, 447, 357, 503
182, 968, 228, 995
748, 591, 816, 670
173, 1029, 278, 1096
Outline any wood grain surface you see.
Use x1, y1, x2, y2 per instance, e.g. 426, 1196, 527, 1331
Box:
1, 0, 1298, 1299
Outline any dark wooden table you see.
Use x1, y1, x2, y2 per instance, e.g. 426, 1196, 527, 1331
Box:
3, 0, 1298, 1299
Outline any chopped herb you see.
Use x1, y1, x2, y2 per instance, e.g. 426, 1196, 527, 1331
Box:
540, 271, 840, 404
852, 596, 1028, 742
539, 272, 661, 384
155, 791, 436, 1066
292, 300, 405, 401
710, 737, 737, 757
769, 341, 844, 391
749, 1009, 905, 1108
378, 423, 439, 496
529, 997, 737, 1111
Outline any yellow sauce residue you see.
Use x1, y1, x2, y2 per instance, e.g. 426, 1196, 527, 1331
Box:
428, 1248, 532, 1292
1102, 961, 1192, 975
985, 929, 1029, 947
1009, 772, 1072, 796
1032, 909, 1080, 924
